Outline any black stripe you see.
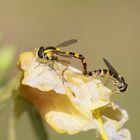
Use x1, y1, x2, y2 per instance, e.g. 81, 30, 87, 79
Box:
69, 52, 75, 55
46, 46, 56, 50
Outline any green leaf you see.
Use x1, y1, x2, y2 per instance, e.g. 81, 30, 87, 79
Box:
0, 79, 16, 105
0, 73, 21, 106
0, 45, 16, 85
0, 45, 16, 70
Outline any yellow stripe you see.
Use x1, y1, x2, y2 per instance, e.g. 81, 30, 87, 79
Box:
75, 53, 79, 58
82, 59, 86, 63
66, 51, 70, 54
44, 50, 51, 53
101, 70, 104, 75
106, 70, 109, 76
56, 48, 60, 51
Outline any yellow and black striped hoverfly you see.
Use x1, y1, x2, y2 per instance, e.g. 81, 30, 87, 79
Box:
37, 39, 88, 75
88, 58, 128, 93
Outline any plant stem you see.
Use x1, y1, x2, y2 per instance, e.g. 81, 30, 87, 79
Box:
8, 103, 16, 140
94, 109, 108, 140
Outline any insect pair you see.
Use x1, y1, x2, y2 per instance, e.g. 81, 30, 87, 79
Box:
36, 39, 127, 93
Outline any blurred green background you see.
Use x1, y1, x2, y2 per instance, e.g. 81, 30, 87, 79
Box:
0, 0, 139, 140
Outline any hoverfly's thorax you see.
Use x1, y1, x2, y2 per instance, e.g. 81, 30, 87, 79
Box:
43, 48, 57, 60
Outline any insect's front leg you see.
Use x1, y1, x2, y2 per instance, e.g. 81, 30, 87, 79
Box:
58, 51, 88, 75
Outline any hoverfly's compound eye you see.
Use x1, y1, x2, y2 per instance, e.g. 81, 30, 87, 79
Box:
38, 47, 45, 58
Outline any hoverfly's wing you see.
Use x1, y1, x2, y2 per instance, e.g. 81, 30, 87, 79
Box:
103, 58, 120, 81
56, 39, 78, 48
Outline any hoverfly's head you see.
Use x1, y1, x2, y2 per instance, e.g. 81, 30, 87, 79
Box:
37, 47, 45, 58
118, 82, 128, 92
118, 76, 128, 92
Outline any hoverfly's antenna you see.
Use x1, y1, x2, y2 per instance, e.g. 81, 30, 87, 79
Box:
56, 39, 78, 48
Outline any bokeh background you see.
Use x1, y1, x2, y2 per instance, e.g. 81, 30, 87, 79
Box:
0, 0, 139, 140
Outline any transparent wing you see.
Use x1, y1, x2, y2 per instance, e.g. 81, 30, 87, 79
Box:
56, 39, 78, 48
103, 58, 119, 79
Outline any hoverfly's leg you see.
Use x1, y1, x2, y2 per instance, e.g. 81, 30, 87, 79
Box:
34, 63, 41, 69
88, 69, 113, 87
34, 60, 54, 76
34, 59, 49, 69
40, 62, 51, 76
102, 76, 112, 86
109, 80, 120, 93
34, 62, 46, 76
47, 61, 55, 70
59, 60, 71, 75
62, 65, 69, 83
111, 86, 119, 94
87, 71, 103, 86
58, 51, 88, 75
58, 59, 71, 82
95, 69, 115, 86
38, 67, 46, 76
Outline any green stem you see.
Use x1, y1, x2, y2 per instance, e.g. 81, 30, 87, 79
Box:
8, 103, 17, 140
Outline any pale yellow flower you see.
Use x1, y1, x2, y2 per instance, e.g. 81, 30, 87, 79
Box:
18, 52, 131, 140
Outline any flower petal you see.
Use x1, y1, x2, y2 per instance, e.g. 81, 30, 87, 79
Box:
22, 85, 96, 134
99, 102, 131, 140
18, 52, 131, 138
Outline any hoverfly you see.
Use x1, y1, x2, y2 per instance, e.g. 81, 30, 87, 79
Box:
36, 39, 88, 75
88, 58, 128, 92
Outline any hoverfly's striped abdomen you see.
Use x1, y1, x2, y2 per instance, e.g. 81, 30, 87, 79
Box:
70, 52, 87, 75
94, 69, 114, 77
58, 51, 88, 75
